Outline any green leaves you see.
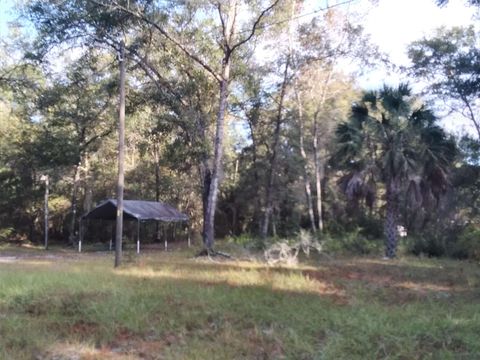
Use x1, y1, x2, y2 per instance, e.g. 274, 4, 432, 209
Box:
334, 84, 455, 210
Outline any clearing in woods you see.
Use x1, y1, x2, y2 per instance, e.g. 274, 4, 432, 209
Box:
0, 243, 479, 359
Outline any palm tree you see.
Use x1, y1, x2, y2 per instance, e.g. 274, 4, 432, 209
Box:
334, 84, 456, 258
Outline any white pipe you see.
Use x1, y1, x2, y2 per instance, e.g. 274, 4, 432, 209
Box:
78, 240, 82, 253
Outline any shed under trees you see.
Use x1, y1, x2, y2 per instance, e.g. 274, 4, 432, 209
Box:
79, 199, 189, 253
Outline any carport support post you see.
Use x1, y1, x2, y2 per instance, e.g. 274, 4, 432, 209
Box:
164, 224, 168, 251
136, 219, 140, 254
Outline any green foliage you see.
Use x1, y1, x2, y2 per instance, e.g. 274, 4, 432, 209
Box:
322, 229, 383, 255
0, 227, 14, 241
407, 223, 480, 260
408, 26, 480, 137
453, 226, 480, 260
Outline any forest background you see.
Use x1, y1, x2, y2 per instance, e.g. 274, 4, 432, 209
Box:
0, 0, 479, 260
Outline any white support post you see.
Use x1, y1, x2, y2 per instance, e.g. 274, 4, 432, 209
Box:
164, 224, 168, 251
187, 223, 191, 247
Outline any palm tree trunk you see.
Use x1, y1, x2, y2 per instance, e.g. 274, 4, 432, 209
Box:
384, 186, 398, 258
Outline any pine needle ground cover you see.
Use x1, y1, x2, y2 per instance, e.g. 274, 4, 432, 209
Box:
0, 245, 479, 359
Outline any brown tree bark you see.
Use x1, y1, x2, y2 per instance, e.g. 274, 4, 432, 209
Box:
384, 183, 398, 258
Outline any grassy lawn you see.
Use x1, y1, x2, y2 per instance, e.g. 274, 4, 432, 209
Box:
0, 243, 479, 359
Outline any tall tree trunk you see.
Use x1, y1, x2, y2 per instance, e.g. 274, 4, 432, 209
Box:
295, 88, 316, 233
261, 53, 291, 239
204, 60, 230, 251
384, 184, 398, 259
311, 68, 334, 232
312, 114, 323, 232
246, 118, 262, 233
83, 154, 93, 213
203, 0, 239, 251
115, 40, 126, 268
153, 141, 161, 240
69, 164, 80, 244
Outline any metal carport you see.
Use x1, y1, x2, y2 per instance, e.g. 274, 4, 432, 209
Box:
79, 199, 189, 253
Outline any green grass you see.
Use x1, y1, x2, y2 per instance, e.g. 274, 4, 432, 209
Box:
0, 244, 479, 359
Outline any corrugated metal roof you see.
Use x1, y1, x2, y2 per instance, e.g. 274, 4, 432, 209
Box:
82, 199, 188, 222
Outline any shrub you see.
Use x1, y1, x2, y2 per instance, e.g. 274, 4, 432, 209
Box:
322, 228, 383, 255
0, 227, 14, 242
453, 226, 480, 260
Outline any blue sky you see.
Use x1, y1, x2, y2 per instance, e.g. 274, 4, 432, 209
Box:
0, 0, 17, 36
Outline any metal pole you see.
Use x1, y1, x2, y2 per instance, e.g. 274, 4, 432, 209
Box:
164, 224, 168, 251
136, 219, 140, 254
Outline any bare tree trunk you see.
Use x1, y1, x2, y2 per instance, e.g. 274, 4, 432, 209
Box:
69, 164, 80, 245
153, 141, 161, 240
311, 69, 334, 233
261, 53, 291, 239
295, 88, 316, 233
246, 117, 263, 233
313, 114, 323, 232
204, 61, 230, 251
83, 154, 93, 213
115, 40, 126, 268
203, 0, 239, 252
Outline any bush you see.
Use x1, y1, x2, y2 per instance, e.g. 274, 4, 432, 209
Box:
225, 233, 265, 250
406, 223, 480, 260
322, 228, 383, 255
453, 226, 480, 260
0, 227, 14, 242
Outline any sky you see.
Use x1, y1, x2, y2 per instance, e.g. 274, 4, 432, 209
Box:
356, 0, 477, 88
